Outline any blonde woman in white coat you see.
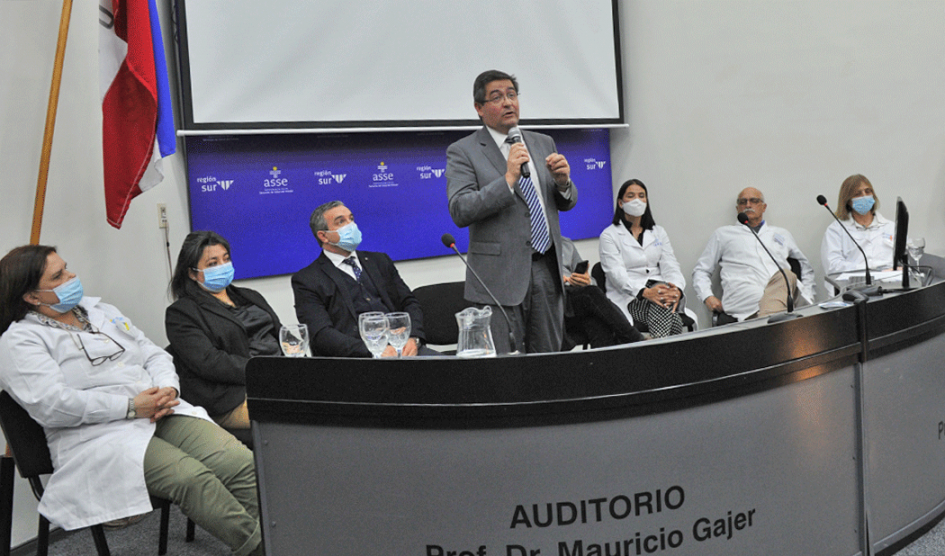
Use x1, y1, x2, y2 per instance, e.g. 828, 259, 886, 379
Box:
599, 179, 689, 334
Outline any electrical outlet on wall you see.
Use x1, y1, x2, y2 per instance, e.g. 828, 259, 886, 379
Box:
157, 204, 168, 229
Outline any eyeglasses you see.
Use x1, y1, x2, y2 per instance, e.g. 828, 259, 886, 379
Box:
736, 197, 764, 206
70, 329, 126, 366
483, 91, 518, 105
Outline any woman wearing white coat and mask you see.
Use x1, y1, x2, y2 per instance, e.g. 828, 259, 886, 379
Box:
599, 179, 691, 337
0, 245, 264, 556
820, 174, 896, 276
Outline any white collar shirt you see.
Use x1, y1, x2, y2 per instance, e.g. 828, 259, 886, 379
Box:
324, 249, 360, 281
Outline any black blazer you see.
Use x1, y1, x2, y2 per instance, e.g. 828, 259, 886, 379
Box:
165, 281, 281, 416
291, 250, 425, 357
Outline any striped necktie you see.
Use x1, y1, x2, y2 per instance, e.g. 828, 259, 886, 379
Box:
505, 137, 551, 254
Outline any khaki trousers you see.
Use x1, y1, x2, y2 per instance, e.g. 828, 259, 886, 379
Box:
144, 415, 261, 556
213, 399, 250, 430
755, 269, 799, 318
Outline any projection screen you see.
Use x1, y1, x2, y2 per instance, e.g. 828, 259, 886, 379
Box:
175, 0, 623, 130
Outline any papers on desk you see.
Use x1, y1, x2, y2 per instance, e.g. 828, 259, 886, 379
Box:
836, 269, 903, 284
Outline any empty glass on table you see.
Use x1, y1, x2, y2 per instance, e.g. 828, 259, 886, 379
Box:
384, 312, 411, 358
279, 324, 311, 357
358, 312, 389, 359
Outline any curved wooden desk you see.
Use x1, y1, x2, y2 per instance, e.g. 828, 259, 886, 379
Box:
247, 281, 945, 556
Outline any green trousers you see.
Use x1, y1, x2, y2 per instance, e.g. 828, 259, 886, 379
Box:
144, 415, 261, 556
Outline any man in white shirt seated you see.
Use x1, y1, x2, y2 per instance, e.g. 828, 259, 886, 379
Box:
692, 187, 815, 324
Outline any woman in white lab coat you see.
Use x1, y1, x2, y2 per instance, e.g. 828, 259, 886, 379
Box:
0, 245, 264, 556
599, 179, 690, 336
821, 174, 896, 276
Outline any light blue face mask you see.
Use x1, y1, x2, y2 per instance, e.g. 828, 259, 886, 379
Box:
194, 262, 235, 293
850, 195, 875, 216
37, 276, 84, 313
329, 222, 362, 252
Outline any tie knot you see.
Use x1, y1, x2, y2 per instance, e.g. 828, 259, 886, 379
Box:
342, 257, 362, 282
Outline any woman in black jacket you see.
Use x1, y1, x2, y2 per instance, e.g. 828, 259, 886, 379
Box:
165, 231, 282, 429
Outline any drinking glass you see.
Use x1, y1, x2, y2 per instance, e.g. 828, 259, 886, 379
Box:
279, 324, 311, 357
907, 237, 926, 267
359, 312, 389, 359
385, 312, 411, 358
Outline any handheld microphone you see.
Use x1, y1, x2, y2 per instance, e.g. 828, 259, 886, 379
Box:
506, 127, 530, 179
441, 234, 519, 354
737, 212, 800, 322
816, 195, 874, 287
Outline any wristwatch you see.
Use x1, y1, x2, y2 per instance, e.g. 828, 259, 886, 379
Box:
126, 397, 137, 420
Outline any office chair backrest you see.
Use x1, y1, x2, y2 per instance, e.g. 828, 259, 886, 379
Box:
787, 257, 801, 280
0, 390, 53, 480
411, 281, 473, 346
591, 262, 606, 293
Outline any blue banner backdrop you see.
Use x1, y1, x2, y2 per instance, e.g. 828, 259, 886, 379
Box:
186, 129, 613, 279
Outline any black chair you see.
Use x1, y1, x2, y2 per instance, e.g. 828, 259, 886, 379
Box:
0, 391, 191, 556
411, 281, 476, 352
591, 262, 607, 293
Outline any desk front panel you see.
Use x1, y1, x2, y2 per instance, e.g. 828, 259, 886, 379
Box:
254, 368, 860, 556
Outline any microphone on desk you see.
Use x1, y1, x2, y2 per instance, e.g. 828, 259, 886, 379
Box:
816, 194, 873, 286
816, 195, 882, 297
507, 127, 530, 179
737, 212, 800, 322
441, 233, 519, 354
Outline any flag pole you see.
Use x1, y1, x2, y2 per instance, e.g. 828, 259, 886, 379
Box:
10, 0, 73, 467
30, 0, 74, 246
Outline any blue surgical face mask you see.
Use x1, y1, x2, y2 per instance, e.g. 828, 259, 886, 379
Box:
851, 195, 875, 216
195, 262, 234, 293
37, 276, 84, 313
329, 222, 362, 252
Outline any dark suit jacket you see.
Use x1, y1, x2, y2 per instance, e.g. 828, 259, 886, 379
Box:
446, 126, 578, 306
291, 250, 426, 358
165, 282, 281, 416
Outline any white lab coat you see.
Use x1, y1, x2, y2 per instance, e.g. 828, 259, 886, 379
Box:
0, 298, 210, 530
820, 212, 895, 276
599, 223, 686, 322
692, 223, 815, 321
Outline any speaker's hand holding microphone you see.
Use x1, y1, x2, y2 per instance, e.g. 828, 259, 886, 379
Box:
505, 127, 530, 186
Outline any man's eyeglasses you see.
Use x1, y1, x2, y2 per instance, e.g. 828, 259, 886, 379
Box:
737, 197, 764, 206
70, 330, 126, 366
483, 91, 518, 105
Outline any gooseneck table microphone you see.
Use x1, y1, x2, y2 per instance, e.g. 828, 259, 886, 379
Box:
816, 194, 882, 297
737, 212, 800, 322
441, 233, 519, 354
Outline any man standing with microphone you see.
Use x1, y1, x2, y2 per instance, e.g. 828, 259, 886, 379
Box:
446, 70, 578, 353
692, 187, 815, 324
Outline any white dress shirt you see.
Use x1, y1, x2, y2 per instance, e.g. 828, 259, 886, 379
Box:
323, 249, 361, 281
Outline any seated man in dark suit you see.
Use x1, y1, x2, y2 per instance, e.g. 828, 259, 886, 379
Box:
292, 201, 431, 357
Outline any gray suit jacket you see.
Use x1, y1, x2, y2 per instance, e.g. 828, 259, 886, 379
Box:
446, 127, 578, 306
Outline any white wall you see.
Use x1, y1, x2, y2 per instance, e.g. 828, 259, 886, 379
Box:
1, 0, 943, 548
612, 0, 945, 324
